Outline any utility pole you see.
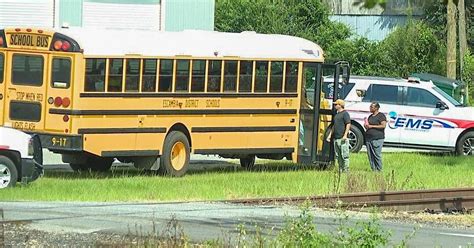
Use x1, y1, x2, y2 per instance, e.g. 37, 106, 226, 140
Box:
446, 0, 457, 79
458, 0, 469, 102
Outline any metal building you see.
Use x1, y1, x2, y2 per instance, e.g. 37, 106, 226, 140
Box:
324, 0, 424, 41
0, 0, 215, 31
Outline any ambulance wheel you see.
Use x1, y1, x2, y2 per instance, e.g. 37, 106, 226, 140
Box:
348, 126, 363, 153
456, 131, 474, 156
0, 156, 18, 188
159, 131, 190, 177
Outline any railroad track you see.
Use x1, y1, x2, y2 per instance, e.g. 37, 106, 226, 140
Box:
227, 188, 474, 213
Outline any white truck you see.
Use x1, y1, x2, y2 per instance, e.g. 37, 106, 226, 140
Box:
0, 127, 43, 188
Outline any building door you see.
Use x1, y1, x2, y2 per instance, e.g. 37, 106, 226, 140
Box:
82, 1, 161, 30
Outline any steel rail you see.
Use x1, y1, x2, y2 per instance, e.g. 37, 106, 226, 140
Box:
226, 187, 474, 212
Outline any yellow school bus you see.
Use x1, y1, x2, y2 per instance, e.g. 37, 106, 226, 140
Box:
0, 27, 349, 176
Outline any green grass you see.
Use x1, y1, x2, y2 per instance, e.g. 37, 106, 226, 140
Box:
0, 153, 472, 202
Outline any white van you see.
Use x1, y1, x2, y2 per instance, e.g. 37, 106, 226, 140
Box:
0, 127, 43, 188
322, 76, 474, 155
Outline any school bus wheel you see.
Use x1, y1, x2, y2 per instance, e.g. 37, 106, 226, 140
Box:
240, 155, 256, 169
69, 155, 113, 172
159, 131, 190, 177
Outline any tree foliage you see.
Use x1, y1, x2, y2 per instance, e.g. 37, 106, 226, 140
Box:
215, 0, 351, 52
379, 20, 446, 77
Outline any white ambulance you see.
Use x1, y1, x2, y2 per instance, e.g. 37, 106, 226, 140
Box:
0, 127, 43, 188
325, 76, 474, 155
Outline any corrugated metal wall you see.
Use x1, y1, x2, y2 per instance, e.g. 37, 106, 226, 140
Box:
82, 0, 161, 30
330, 15, 410, 41
325, 0, 424, 41
0, 0, 55, 28
165, 0, 214, 31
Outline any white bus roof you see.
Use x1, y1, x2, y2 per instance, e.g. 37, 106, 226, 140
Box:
57, 28, 324, 60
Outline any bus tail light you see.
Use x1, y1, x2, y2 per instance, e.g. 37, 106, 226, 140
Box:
53, 40, 63, 51
63, 115, 69, 122
61, 41, 71, 51
54, 97, 63, 107
0, 30, 5, 48
62, 97, 71, 107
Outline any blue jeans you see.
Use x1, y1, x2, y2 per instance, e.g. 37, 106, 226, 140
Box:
366, 139, 384, 171
335, 138, 349, 172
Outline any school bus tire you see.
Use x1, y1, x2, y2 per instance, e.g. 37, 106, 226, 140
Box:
70, 156, 114, 172
0, 155, 18, 188
240, 155, 256, 169
159, 131, 190, 177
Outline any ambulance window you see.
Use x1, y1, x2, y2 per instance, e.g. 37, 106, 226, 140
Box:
406, 87, 439, 108
0, 53, 3, 83
51, 57, 71, 88
363, 84, 398, 104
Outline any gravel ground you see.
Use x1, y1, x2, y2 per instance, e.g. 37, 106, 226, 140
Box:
3, 223, 133, 247
2, 223, 185, 247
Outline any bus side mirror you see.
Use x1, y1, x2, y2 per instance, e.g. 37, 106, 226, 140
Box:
356, 89, 366, 97
342, 66, 350, 84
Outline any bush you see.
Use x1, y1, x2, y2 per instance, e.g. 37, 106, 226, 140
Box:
379, 20, 446, 77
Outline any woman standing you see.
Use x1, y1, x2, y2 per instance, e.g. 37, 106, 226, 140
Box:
364, 102, 387, 171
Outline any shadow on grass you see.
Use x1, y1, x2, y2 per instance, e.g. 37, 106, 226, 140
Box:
43, 159, 333, 180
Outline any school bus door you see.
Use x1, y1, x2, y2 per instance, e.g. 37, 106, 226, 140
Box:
298, 62, 347, 166
44, 55, 74, 133
3, 52, 48, 132
0, 52, 5, 125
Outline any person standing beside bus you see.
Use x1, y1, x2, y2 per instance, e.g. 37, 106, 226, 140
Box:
327, 99, 351, 173
364, 102, 387, 172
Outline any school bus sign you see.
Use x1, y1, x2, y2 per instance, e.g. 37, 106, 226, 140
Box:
5, 29, 52, 50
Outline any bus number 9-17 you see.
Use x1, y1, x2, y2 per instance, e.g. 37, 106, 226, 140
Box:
51, 137, 67, 147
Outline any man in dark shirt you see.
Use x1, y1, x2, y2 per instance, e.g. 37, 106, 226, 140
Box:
327, 99, 351, 172
364, 102, 387, 171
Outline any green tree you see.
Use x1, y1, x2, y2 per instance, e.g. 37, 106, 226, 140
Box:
215, 0, 351, 52
379, 20, 446, 77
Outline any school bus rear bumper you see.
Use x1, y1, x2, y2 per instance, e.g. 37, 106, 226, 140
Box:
37, 133, 83, 152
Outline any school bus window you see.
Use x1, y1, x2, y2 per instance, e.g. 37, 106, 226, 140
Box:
12, 54, 44, 86
255, 61, 269, 93
175, 59, 190, 92
239, 60, 252, 93
0, 53, 3, 84
85, 58, 106, 92
51, 57, 71, 88
108, 58, 124, 92
125, 59, 140, 92
285, 61, 298, 93
270, 61, 283, 92
158, 59, 173, 92
223, 60, 237, 92
207, 60, 222, 92
191, 60, 205, 92
142, 59, 157, 92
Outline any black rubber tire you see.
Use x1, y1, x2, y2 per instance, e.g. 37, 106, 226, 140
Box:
69, 163, 86, 171
158, 131, 190, 177
455, 131, 474, 156
348, 126, 364, 153
0, 155, 18, 188
240, 155, 256, 169
70, 156, 113, 172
